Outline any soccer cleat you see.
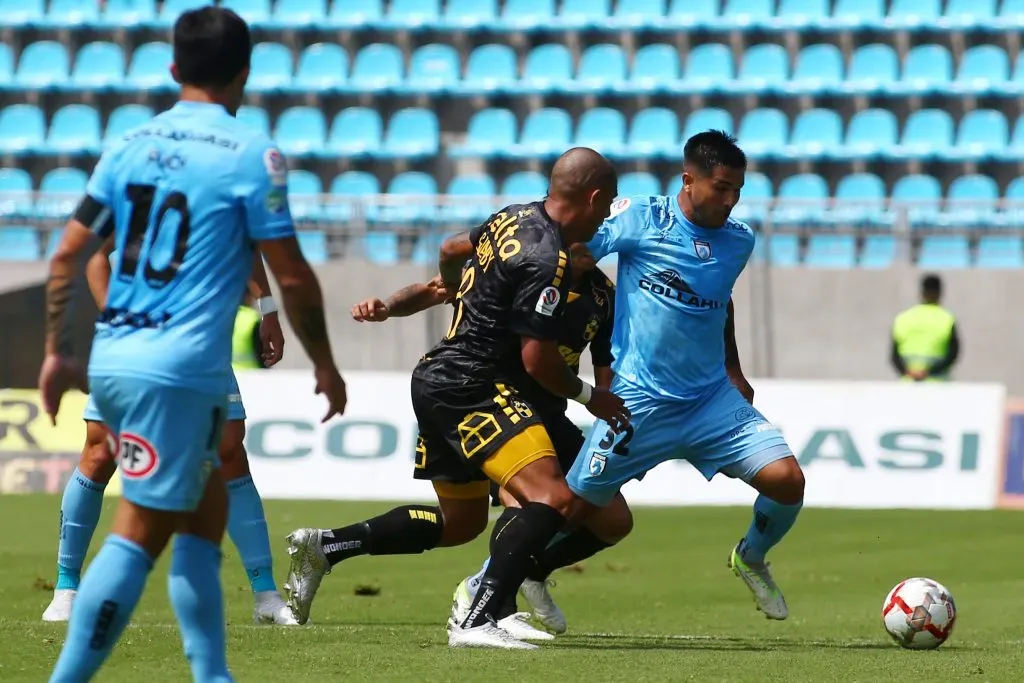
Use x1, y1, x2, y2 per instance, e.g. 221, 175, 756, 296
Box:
446, 618, 538, 650
497, 612, 556, 642
42, 589, 77, 622
519, 579, 567, 634
449, 577, 474, 624
253, 590, 299, 626
728, 544, 789, 620
283, 528, 331, 625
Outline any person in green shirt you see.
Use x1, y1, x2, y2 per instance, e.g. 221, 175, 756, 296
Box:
232, 293, 270, 370
890, 274, 960, 382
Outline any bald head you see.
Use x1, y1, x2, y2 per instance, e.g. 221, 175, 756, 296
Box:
548, 147, 617, 201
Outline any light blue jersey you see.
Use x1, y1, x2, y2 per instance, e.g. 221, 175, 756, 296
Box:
588, 194, 755, 401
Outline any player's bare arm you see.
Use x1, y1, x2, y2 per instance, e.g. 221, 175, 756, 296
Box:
247, 251, 285, 366
439, 232, 473, 287
352, 275, 451, 322
594, 365, 614, 390
725, 300, 754, 404
84, 236, 114, 309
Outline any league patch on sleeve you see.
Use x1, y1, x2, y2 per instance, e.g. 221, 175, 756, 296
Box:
265, 187, 287, 214
609, 197, 631, 218
263, 148, 287, 186
535, 286, 561, 316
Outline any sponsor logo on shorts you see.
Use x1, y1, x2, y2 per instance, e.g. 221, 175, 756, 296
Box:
118, 433, 159, 480
535, 286, 561, 316
734, 407, 756, 422
589, 453, 607, 476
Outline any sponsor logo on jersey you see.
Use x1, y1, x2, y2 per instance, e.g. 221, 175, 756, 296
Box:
263, 148, 287, 186
535, 286, 561, 316
638, 269, 724, 310
609, 198, 631, 218
266, 187, 287, 214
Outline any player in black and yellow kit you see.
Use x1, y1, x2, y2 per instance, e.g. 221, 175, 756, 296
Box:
283, 148, 629, 649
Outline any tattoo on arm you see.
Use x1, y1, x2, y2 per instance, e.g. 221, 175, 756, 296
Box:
46, 273, 76, 356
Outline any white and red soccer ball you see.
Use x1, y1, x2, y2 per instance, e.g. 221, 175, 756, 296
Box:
882, 577, 957, 650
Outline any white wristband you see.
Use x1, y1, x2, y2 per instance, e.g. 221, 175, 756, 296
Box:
256, 296, 278, 316
572, 380, 593, 405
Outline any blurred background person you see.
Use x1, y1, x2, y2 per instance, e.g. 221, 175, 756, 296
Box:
890, 274, 960, 382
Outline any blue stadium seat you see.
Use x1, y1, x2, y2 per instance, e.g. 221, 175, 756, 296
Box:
36, 168, 88, 219
844, 44, 898, 95
729, 43, 789, 95
918, 236, 970, 269
681, 43, 734, 94
382, 0, 439, 30
402, 44, 459, 94
860, 235, 896, 268
976, 236, 1023, 268
892, 175, 942, 228
345, 43, 403, 93
325, 171, 379, 222
786, 43, 843, 95
610, 0, 665, 28
805, 235, 857, 269
770, 0, 829, 29
248, 42, 293, 93
287, 170, 324, 222
325, 107, 381, 158
953, 44, 1009, 95
0, 0, 44, 28
98, 0, 154, 27
220, 0, 270, 26
576, 44, 628, 94
156, 0, 205, 27
0, 169, 33, 217
1003, 116, 1024, 163
948, 109, 1008, 162
785, 109, 842, 160
766, 234, 801, 267
1003, 177, 1024, 229
556, 0, 610, 28
731, 171, 772, 225
941, 0, 997, 29
497, 0, 555, 31
501, 171, 547, 199
378, 108, 439, 159
943, 174, 999, 228
736, 108, 788, 159
378, 172, 437, 225
891, 44, 952, 96
618, 172, 662, 198
997, 0, 1024, 29
42, 0, 99, 28
896, 109, 954, 160
326, 0, 382, 29
627, 44, 680, 94
274, 107, 326, 157
15, 41, 69, 90
0, 45, 12, 87
827, 173, 889, 226
0, 105, 45, 155
517, 44, 573, 95
718, 0, 774, 29
513, 108, 572, 159
45, 105, 100, 155
103, 104, 153, 148
124, 42, 174, 91
574, 108, 626, 156
441, 0, 497, 29
771, 173, 828, 226
841, 108, 898, 160
664, 0, 718, 28
293, 44, 347, 93
236, 105, 270, 135
682, 108, 734, 141
0, 226, 40, 261
666, 174, 683, 197
622, 107, 678, 160
297, 232, 329, 264
70, 42, 124, 90
885, 0, 942, 29
270, 0, 326, 28
442, 175, 497, 224
362, 232, 399, 265
450, 108, 516, 160
461, 44, 516, 95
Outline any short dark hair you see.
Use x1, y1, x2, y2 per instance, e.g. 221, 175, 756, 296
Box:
922, 273, 942, 294
683, 130, 747, 174
173, 6, 252, 88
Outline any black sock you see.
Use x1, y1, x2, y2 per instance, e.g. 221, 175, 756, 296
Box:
322, 505, 444, 567
527, 528, 613, 582
462, 502, 565, 629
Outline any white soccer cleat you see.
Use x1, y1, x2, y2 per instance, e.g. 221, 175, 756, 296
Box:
449, 577, 474, 624
283, 528, 331, 626
497, 612, 556, 642
42, 589, 76, 622
253, 590, 299, 626
447, 618, 538, 650
728, 545, 789, 620
519, 579, 567, 634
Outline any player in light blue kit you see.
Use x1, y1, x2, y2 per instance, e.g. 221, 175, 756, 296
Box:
38, 7, 347, 682
566, 131, 806, 621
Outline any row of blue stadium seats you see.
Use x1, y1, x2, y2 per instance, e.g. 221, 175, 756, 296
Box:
4, 41, 1024, 97
5, 166, 1024, 228
2, 0, 1023, 32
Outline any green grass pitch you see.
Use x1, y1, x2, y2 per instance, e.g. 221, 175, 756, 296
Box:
1, 497, 1021, 682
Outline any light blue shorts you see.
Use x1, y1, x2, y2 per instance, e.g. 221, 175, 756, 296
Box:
83, 373, 245, 422
567, 378, 793, 507
89, 375, 227, 512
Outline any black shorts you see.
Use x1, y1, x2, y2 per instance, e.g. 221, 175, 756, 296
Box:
490, 410, 586, 506
411, 378, 546, 486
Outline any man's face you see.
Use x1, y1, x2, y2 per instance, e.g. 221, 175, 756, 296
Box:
684, 165, 745, 227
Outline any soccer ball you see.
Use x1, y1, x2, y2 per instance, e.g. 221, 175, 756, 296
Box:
882, 577, 957, 650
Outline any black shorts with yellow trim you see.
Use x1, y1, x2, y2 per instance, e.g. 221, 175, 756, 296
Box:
489, 409, 586, 505
411, 378, 556, 499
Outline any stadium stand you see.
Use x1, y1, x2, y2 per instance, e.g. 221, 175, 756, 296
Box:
1, 1, 1023, 268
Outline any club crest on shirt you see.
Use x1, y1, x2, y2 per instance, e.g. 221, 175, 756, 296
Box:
693, 239, 712, 261
589, 454, 607, 476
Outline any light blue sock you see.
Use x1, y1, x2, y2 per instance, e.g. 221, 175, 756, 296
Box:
49, 535, 152, 682
739, 495, 803, 564
226, 475, 276, 593
56, 468, 107, 590
169, 534, 234, 683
